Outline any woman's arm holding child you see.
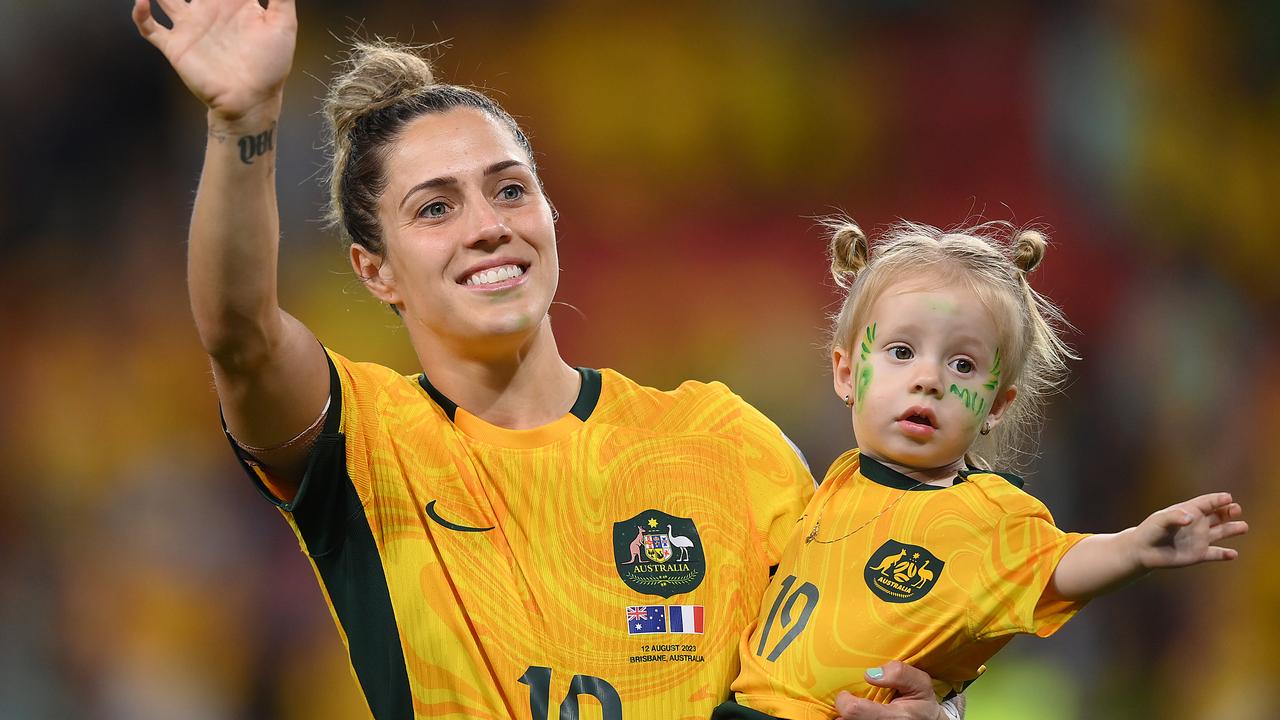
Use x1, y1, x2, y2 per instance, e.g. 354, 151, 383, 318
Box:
1049, 492, 1247, 601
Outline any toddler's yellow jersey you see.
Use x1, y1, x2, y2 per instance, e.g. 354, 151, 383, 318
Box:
728, 450, 1088, 720
228, 348, 813, 720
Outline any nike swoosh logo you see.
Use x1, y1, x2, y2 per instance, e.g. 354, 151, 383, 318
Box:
425, 500, 494, 533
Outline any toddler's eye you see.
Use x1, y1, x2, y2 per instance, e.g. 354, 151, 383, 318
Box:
891, 346, 913, 360
950, 358, 975, 374
499, 184, 525, 201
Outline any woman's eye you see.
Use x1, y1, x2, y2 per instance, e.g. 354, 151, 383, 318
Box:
891, 346, 913, 360
951, 358, 975, 374
499, 184, 525, 201
420, 201, 449, 219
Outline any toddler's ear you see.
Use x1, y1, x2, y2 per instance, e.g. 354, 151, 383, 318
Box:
987, 385, 1018, 426
832, 346, 854, 403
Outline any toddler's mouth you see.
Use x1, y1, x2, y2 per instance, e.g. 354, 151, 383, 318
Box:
897, 407, 937, 429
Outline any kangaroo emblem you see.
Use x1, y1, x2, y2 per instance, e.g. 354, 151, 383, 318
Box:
872, 548, 906, 574
623, 526, 645, 564
864, 540, 945, 604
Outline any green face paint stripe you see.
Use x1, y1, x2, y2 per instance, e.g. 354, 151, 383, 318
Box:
853, 323, 876, 410
983, 349, 1002, 391
856, 362, 873, 410
949, 384, 987, 417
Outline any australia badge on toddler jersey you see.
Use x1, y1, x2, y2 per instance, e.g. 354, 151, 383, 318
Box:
864, 539, 944, 603
613, 510, 705, 598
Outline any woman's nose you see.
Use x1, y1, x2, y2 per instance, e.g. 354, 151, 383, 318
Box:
466, 200, 511, 248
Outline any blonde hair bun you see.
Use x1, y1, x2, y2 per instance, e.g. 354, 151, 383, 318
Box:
325, 41, 437, 142
825, 218, 870, 288
1013, 228, 1047, 274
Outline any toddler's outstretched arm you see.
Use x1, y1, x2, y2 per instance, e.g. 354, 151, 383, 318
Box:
1049, 493, 1247, 600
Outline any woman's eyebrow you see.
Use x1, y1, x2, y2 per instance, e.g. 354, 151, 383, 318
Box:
399, 160, 531, 211
484, 159, 527, 176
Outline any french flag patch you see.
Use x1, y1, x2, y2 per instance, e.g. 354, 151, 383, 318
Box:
668, 604, 704, 634
626, 606, 667, 635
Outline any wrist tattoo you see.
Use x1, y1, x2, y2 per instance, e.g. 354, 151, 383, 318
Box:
238, 123, 276, 165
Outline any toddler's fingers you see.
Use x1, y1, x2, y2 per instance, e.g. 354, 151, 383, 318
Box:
1210, 520, 1249, 543
1214, 503, 1243, 523
1189, 492, 1233, 513
1154, 505, 1195, 528
1204, 546, 1239, 562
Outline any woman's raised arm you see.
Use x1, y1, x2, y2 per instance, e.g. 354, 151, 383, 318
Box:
133, 0, 327, 491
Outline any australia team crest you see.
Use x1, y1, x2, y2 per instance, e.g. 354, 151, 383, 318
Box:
863, 539, 944, 603
613, 510, 705, 598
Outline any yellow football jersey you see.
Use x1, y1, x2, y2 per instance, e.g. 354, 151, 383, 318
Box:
228, 348, 813, 720
726, 449, 1088, 720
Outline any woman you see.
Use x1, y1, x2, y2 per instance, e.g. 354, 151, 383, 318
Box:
132, 1, 961, 718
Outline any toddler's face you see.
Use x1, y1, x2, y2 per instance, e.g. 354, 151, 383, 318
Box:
834, 275, 1012, 474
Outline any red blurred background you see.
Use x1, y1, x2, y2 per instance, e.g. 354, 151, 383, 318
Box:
1, 2, 1276, 718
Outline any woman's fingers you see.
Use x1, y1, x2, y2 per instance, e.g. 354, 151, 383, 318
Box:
131, 0, 168, 46
151, 0, 187, 21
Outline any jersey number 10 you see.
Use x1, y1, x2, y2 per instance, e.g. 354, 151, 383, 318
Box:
519, 666, 622, 720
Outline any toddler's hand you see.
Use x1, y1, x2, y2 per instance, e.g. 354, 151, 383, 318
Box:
1134, 493, 1247, 570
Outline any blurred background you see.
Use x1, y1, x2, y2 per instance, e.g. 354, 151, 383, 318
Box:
1, 1, 1276, 718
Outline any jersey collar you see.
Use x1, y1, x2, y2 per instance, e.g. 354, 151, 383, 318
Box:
417, 368, 602, 448
858, 453, 958, 491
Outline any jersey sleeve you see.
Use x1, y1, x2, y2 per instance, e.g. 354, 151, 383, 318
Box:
221, 348, 382, 554
735, 400, 815, 568
968, 500, 1090, 640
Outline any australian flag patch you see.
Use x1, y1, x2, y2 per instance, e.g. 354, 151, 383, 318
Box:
625, 606, 667, 634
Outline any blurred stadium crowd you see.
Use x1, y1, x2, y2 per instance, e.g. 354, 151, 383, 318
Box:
0, 2, 1276, 719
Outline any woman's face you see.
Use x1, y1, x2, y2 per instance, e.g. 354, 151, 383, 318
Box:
363, 107, 558, 354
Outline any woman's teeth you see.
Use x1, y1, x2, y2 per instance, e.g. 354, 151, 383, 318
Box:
464, 264, 525, 286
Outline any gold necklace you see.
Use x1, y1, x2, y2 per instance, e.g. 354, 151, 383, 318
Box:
804, 477, 928, 545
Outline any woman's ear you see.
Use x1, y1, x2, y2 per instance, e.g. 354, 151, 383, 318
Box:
350, 244, 399, 306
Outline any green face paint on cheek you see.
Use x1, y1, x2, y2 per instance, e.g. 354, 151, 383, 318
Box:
856, 364, 873, 411
854, 323, 876, 411
949, 384, 987, 418
983, 348, 1002, 391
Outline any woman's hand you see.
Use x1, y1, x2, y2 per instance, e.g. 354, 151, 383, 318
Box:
131, 0, 297, 123
834, 661, 952, 720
